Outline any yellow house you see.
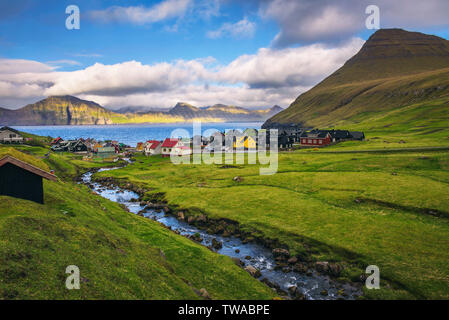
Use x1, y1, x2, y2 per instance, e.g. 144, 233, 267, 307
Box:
234, 136, 257, 149
93, 143, 103, 152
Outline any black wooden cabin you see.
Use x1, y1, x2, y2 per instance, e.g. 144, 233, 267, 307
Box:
0, 156, 57, 204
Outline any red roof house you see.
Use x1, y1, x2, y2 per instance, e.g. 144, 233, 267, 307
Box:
161, 138, 181, 157
144, 140, 162, 155
51, 137, 63, 145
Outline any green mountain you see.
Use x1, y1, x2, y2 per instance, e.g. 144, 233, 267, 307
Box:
263, 29, 449, 129
0, 97, 282, 125
0, 96, 115, 125
168, 102, 283, 121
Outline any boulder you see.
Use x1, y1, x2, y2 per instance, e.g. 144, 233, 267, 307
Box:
288, 285, 300, 296
190, 233, 203, 242
233, 176, 244, 182
211, 238, 223, 250
287, 257, 298, 264
231, 257, 244, 267
272, 248, 290, 259
315, 261, 329, 273
177, 211, 185, 220
199, 288, 211, 300
329, 263, 342, 277
292, 262, 308, 274
245, 265, 262, 278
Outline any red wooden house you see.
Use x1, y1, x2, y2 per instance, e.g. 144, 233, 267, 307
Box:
300, 131, 332, 147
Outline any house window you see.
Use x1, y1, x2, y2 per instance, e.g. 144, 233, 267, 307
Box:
319, 140, 322, 144
313, 140, 316, 144
308, 139, 311, 143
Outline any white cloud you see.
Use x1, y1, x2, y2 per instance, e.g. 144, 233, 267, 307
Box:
0, 58, 54, 74
207, 17, 256, 39
196, 0, 221, 20
217, 38, 364, 88
260, 0, 449, 47
46, 60, 82, 67
0, 38, 364, 109
0, 81, 44, 99
89, 0, 192, 25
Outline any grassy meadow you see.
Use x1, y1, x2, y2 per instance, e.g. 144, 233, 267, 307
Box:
0, 144, 276, 299
1, 114, 449, 300
94, 128, 449, 300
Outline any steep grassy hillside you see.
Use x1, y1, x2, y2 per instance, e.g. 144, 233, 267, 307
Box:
0, 146, 276, 299
0, 96, 118, 125
265, 29, 449, 129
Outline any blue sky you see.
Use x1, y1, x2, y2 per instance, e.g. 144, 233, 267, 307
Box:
1, 0, 449, 110
1, 0, 277, 69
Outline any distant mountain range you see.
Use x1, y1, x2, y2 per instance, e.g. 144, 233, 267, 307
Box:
264, 28, 449, 128
0, 96, 283, 126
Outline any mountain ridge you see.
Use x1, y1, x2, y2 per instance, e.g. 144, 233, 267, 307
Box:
264, 28, 449, 128
0, 96, 283, 125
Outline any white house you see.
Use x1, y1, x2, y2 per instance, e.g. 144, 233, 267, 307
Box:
144, 140, 162, 156
0, 127, 23, 144
161, 138, 182, 157
172, 145, 192, 156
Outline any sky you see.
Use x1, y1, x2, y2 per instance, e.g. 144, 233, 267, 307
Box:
1, 0, 449, 110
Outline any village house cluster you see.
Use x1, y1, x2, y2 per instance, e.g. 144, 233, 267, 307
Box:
139, 127, 365, 157
1, 125, 366, 157
1, 126, 365, 159
50, 137, 130, 158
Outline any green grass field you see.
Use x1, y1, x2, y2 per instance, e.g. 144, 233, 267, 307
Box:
0, 145, 276, 299
1, 115, 449, 300
94, 140, 449, 299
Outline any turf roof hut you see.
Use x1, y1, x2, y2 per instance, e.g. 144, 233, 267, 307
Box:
0, 155, 57, 204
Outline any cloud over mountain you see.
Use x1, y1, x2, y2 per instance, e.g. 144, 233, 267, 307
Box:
0, 38, 364, 109
260, 0, 449, 46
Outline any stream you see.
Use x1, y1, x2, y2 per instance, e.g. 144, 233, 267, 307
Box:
80, 165, 362, 300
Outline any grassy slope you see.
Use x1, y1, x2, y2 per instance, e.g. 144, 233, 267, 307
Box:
268, 67, 449, 129
95, 149, 449, 300
267, 29, 449, 128
0, 145, 275, 300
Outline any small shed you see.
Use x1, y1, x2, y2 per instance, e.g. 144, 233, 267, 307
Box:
0, 156, 57, 204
